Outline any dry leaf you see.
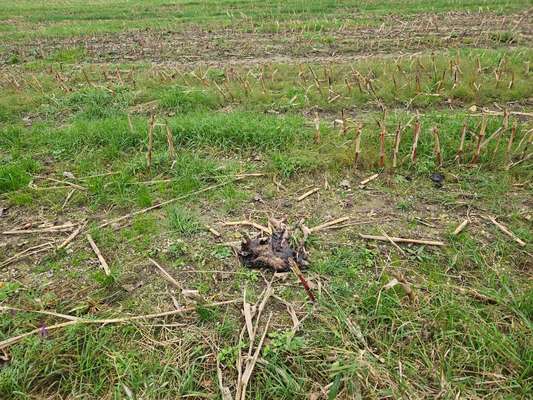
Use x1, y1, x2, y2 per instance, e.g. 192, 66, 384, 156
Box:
243, 300, 254, 341
383, 278, 399, 290
182, 289, 204, 303
122, 384, 134, 400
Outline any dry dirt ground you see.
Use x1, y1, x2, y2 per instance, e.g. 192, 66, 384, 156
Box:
2, 12, 532, 66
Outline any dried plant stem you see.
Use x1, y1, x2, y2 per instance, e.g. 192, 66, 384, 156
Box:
359, 173, 379, 187
127, 114, 134, 134
238, 313, 272, 400
487, 216, 525, 247
146, 114, 155, 171
309, 217, 350, 233
432, 126, 442, 167
223, 221, 271, 234
359, 234, 445, 246
504, 121, 517, 168
165, 123, 176, 160
410, 118, 421, 163
471, 114, 487, 164
297, 187, 319, 201
86, 234, 111, 276
456, 120, 467, 162
149, 258, 183, 290
341, 109, 348, 135
0, 299, 240, 351
354, 123, 362, 168
289, 260, 316, 302
379, 122, 386, 168
308, 65, 323, 96
453, 219, 469, 235
492, 109, 509, 158
392, 122, 401, 168
58, 221, 87, 250
0, 242, 55, 269
313, 112, 321, 144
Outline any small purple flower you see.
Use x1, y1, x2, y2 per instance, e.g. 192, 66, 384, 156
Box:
39, 322, 49, 338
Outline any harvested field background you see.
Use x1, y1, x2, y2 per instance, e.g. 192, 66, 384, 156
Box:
0, 1, 532, 399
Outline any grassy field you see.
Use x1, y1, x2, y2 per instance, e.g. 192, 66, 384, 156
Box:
0, 1, 532, 399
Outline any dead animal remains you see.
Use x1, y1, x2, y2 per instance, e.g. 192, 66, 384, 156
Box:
238, 219, 308, 272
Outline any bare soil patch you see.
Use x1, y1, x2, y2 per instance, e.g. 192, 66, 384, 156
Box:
2, 11, 531, 66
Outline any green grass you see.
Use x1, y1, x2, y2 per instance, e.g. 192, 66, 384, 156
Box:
167, 205, 201, 234
0, 1, 532, 399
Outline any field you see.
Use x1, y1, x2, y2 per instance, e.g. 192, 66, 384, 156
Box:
0, 1, 532, 399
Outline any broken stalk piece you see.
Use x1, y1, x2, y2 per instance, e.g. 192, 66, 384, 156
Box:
410, 117, 421, 164
378, 121, 386, 168
455, 120, 467, 163
392, 122, 401, 168
353, 123, 362, 168
289, 259, 316, 302
432, 126, 442, 167
471, 114, 487, 164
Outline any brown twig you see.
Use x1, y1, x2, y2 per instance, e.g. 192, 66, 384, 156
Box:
380, 229, 406, 255
165, 123, 176, 161
410, 117, 421, 163
223, 220, 271, 234
289, 260, 316, 302
146, 114, 155, 171
2, 222, 76, 235
340, 109, 348, 135
392, 122, 401, 168
309, 217, 349, 233
354, 123, 362, 168
313, 111, 321, 144
390, 271, 416, 302
297, 187, 319, 202
454, 286, 498, 304
486, 216, 526, 247
57, 221, 87, 250
149, 258, 183, 290
379, 121, 386, 167
86, 234, 111, 275
456, 120, 467, 162
359, 173, 379, 187
0, 242, 55, 269
453, 219, 469, 235
505, 121, 517, 168
471, 114, 487, 164
432, 126, 442, 167
359, 233, 445, 246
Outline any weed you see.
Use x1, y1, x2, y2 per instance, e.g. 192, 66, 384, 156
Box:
0, 157, 39, 193
159, 86, 219, 112
167, 205, 201, 235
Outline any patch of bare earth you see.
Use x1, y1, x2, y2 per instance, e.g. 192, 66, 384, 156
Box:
2, 11, 531, 66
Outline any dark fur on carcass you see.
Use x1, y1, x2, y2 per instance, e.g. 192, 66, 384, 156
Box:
238, 220, 308, 272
